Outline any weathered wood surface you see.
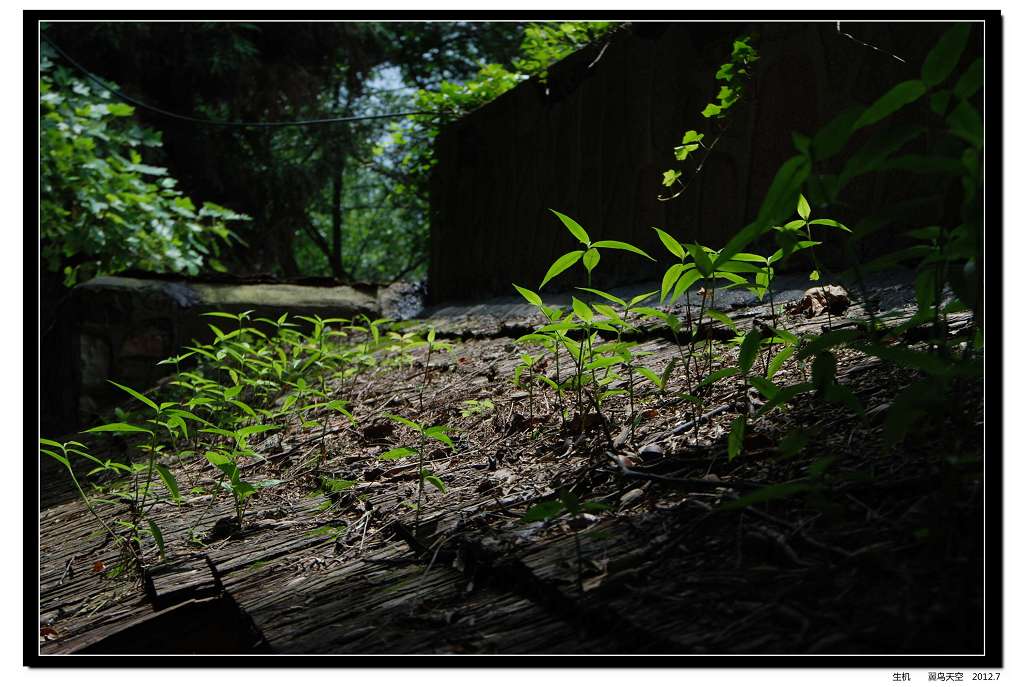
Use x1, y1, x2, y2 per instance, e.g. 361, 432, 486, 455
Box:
37, 273, 980, 656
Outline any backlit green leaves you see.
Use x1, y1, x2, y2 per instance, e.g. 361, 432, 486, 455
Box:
541, 250, 585, 288
590, 241, 654, 261
541, 210, 653, 289
551, 209, 590, 244
683, 243, 714, 277
109, 380, 160, 413
662, 34, 757, 194
654, 228, 686, 259
86, 422, 154, 435
378, 447, 416, 461
513, 283, 544, 307
674, 130, 704, 161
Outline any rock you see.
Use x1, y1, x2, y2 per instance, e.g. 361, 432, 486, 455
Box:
786, 285, 851, 318
638, 443, 664, 460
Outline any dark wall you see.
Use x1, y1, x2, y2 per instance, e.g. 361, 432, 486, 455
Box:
428, 21, 958, 302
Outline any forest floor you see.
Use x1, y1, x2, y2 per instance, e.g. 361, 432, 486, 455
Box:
38, 272, 984, 656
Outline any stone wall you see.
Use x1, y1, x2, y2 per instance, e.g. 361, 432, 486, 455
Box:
42, 277, 422, 434
428, 21, 966, 302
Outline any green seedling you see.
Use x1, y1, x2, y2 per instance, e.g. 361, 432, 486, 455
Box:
40, 438, 147, 565
460, 399, 494, 417
384, 414, 454, 535
541, 209, 654, 290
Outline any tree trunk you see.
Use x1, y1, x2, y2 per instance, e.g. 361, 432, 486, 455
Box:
329, 160, 346, 280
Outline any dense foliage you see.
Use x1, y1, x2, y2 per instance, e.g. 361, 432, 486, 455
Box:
381, 22, 619, 215
40, 22, 614, 284
40, 48, 247, 286
40, 23, 984, 591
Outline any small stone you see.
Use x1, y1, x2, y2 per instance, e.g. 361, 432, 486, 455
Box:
638, 443, 664, 460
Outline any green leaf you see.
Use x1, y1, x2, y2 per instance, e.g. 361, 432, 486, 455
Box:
513, 284, 543, 307
738, 329, 762, 374
583, 247, 601, 273
386, 414, 423, 432
921, 23, 971, 87
85, 422, 153, 435
584, 355, 624, 371
670, 269, 703, 304
807, 219, 852, 232
727, 416, 746, 461
853, 80, 927, 130
697, 367, 739, 389
810, 270, 820, 281
571, 297, 594, 323
715, 221, 769, 268
590, 240, 655, 261
824, 383, 865, 416
748, 375, 779, 399
233, 481, 258, 501
660, 263, 684, 303
662, 169, 682, 187
705, 309, 737, 332
797, 194, 811, 221
592, 303, 624, 325
811, 351, 837, 391
206, 451, 238, 480
424, 426, 455, 448
235, 423, 279, 439
954, 58, 982, 100
948, 99, 982, 147
322, 477, 357, 493
550, 209, 590, 245
629, 290, 658, 308
148, 519, 166, 561
683, 243, 713, 277
378, 447, 417, 461
539, 250, 584, 289
654, 228, 686, 259
522, 500, 566, 523
839, 123, 924, 188
42, 448, 70, 469
702, 103, 722, 118
792, 131, 810, 156
155, 464, 181, 503
756, 382, 814, 416
108, 380, 159, 413
424, 473, 447, 493
576, 287, 626, 307
637, 367, 662, 389
930, 90, 953, 116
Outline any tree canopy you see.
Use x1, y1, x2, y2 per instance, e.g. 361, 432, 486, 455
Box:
40, 21, 615, 284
